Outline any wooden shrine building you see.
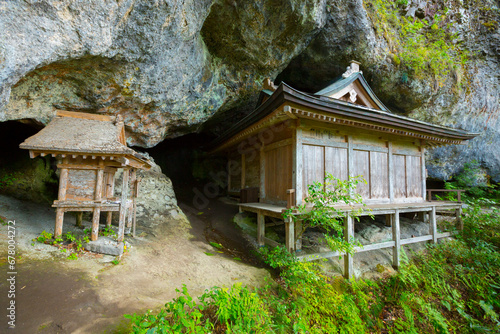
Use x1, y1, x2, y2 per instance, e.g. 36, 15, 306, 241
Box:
209, 61, 478, 277
20, 111, 152, 242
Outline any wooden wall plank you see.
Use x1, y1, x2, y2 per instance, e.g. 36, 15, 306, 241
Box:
393, 154, 407, 198
407, 155, 422, 198
325, 147, 348, 183
302, 145, 325, 199
264, 144, 293, 204
353, 150, 370, 198
370, 151, 389, 199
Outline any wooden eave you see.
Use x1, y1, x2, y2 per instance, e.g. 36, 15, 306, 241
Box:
27, 151, 151, 170
209, 82, 478, 153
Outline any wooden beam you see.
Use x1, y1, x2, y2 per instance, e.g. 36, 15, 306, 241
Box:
344, 215, 354, 279
56, 110, 113, 121
392, 210, 401, 269
400, 235, 433, 245
263, 138, 293, 152
263, 236, 280, 248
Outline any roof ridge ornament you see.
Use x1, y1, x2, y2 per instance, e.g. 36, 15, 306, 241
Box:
342, 60, 362, 78
262, 78, 277, 91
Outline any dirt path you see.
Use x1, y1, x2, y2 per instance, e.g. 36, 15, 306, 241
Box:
0, 194, 270, 333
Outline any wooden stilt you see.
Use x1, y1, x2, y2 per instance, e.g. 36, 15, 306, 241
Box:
430, 206, 437, 244
91, 208, 100, 241
295, 219, 302, 250
385, 214, 392, 227
456, 207, 463, 231
106, 212, 112, 227
117, 169, 129, 242
127, 169, 136, 229
132, 176, 139, 238
285, 216, 295, 252
257, 213, 265, 246
392, 210, 401, 269
344, 215, 354, 279
75, 212, 83, 228
55, 208, 64, 238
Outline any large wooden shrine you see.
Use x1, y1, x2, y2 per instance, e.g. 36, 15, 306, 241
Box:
209, 61, 478, 277
20, 111, 152, 242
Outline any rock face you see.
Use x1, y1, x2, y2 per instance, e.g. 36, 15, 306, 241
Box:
114, 156, 181, 226
1, 0, 499, 181
277, 0, 500, 181
0, 0, 325, 147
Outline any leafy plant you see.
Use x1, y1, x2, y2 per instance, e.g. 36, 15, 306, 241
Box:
283, 174, 370, 255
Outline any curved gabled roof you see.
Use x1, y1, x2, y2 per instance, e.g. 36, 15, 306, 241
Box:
209, 80, 478, 152
314, 72, 390, 112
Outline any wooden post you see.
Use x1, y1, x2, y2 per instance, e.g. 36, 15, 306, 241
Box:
132, 176, 140, 238
259, 144, 266, 201
456, 206, 463, 231
75, 212, 83, 228
295, 125, 303, 205
106, 212, 113, 227
91, 207, 100, 241
420, 142, 426, 200
57, 159, 69, 201
241, 154, 246, 189
392, 210, 401, 269
286, 189, 295, 209
295, 219, 302, 251
118, 168, 129, 242
385, 214, 392, 227
430, 206, 437, 244
127, 169, 137, 230
257, 212, 265, 246
285, 215, 295, 252
226, 158, 231, 193
388, 141, 394, 202
55, 208, 64, 238
347, 135, 354, 197
344, 215, 354, 279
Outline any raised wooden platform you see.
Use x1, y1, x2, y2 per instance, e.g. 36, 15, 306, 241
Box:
239, 200, 463, 279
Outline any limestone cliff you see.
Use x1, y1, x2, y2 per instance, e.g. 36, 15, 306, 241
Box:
1, 0, 499, 181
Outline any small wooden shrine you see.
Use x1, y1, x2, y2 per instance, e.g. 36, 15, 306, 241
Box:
20, 111, 152, 242
209, 61, 478, 277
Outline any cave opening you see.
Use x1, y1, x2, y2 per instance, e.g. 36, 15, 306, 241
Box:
0, 120, 58, 203
143, 132, 225, 203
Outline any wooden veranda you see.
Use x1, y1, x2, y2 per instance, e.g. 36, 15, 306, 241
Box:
240, 194, 463, 278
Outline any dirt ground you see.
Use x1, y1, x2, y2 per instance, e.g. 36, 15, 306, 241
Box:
0, 194, 270, 333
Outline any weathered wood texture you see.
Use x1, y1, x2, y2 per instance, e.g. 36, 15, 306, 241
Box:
264, 144, 293, 204
297, 125, 422, 204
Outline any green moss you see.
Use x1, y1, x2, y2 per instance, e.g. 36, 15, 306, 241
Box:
364, 0, 470, 85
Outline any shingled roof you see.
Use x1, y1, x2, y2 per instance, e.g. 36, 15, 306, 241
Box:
20, 113, 135, 155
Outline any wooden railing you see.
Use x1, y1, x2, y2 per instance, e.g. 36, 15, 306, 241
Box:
427, 189, 464, 202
